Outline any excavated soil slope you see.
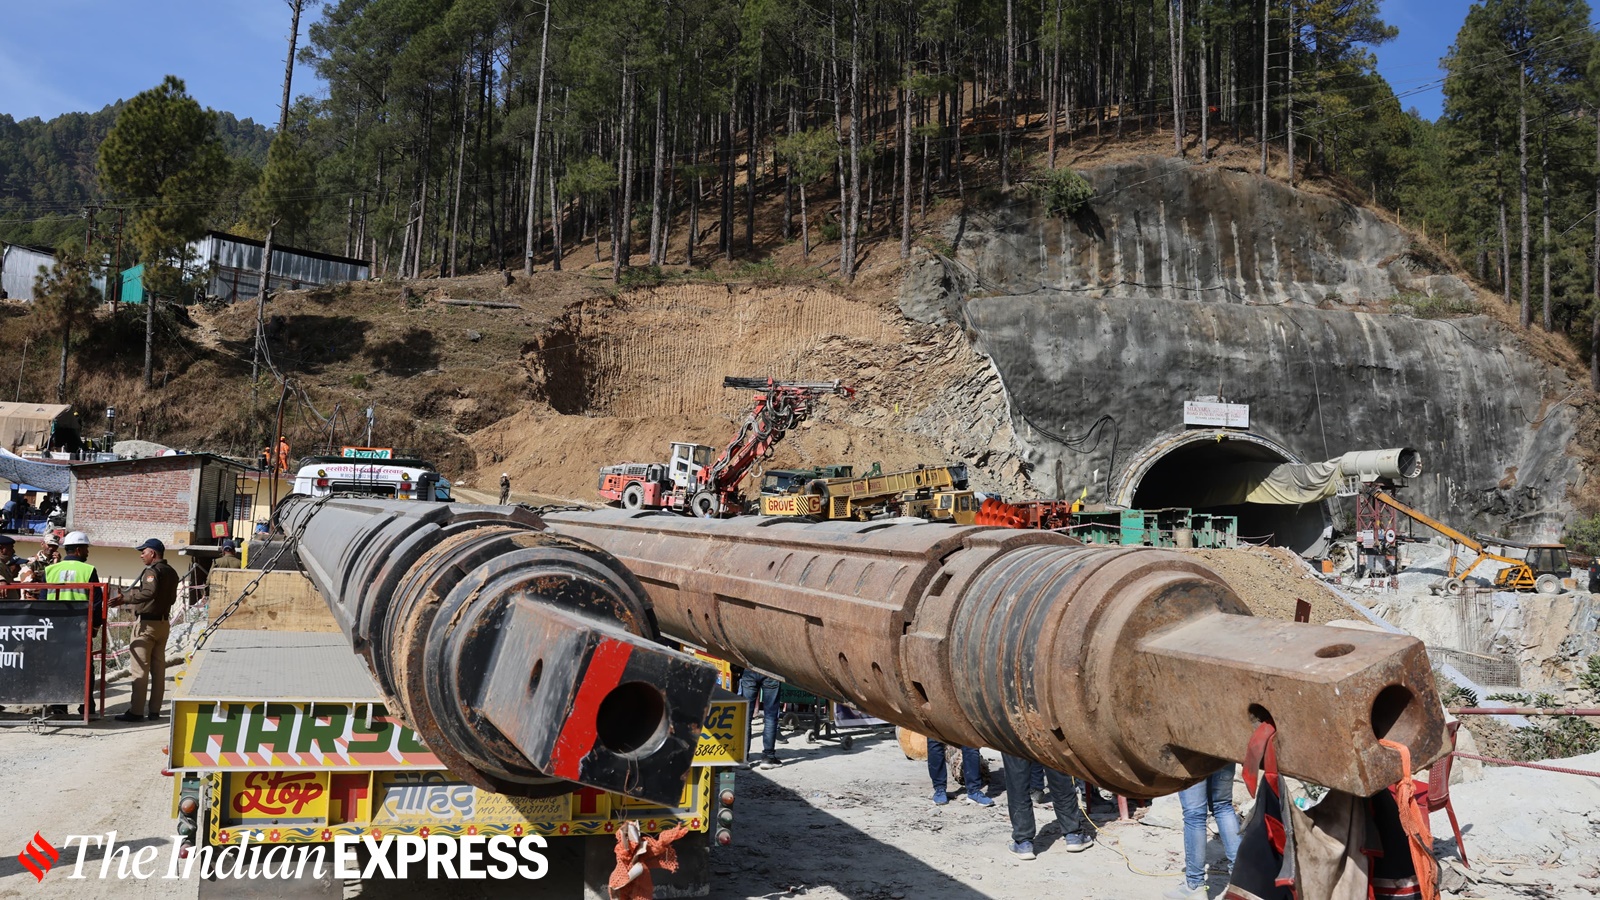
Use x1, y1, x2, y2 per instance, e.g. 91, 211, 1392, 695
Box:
1181, 546, 1352, 624
470, 282, 1034, 501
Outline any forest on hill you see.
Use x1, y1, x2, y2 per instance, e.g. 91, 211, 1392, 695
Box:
0, 0, 1598, 388
0, 105, 271, 248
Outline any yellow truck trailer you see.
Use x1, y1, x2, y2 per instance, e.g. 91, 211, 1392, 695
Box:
170, 572, 746, 897
759, 463, 977, 523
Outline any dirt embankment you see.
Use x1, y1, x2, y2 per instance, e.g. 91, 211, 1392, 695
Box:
468, 281, 1033, 502
1181, 546, 1354, 624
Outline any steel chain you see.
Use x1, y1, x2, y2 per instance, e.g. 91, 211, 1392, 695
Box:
186, 492, 342, 658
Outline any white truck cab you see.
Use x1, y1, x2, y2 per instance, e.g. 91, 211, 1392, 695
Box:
668, 442, 715, 489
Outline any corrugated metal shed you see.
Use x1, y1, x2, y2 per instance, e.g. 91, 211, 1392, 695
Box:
187, 231, 371, 302
0, 244, 109, 301
1, 244, 59, 301
120, 263, 145, 305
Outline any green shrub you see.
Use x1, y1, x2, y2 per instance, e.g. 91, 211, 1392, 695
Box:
1031, 168, 1094, 218
1436, 672, 1478, 709
349, 373, 368, 390
1563, 513, 1600, 557
619, 265, 665, 289
820, 221, 842, 242
1580, 656, 1600, 699
1510, 716, 1600, 761
1391, 289, 1478, 319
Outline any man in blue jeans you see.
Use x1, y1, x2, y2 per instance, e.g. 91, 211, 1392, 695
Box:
1002, 753, 1091, 857
1164, 764, 1241, 899
738, 668, 783, 769
927, 740, 993, 806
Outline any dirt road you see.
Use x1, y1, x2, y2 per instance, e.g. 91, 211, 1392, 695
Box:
0, 676, 1560, 899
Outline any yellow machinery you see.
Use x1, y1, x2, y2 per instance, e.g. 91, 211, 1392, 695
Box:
1369, 489, 1571, 594
760, 464, 973, 522
899, 490, 980, 525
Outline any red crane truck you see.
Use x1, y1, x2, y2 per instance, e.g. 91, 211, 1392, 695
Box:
597, 377, 853, 517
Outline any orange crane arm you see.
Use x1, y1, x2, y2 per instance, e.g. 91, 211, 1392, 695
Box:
1370, 490, 1484, 555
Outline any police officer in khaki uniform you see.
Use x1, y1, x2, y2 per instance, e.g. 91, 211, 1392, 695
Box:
213, 539, 242, 570
111, 538, 180, 722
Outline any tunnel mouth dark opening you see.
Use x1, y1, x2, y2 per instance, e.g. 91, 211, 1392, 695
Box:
596, 681, 669, 758
1129, 438, 1330, 556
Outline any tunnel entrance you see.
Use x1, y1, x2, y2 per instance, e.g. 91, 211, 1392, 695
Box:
1119, 432, 1332, 557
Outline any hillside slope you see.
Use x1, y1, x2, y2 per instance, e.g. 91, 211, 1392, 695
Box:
6, 148, 1593, 537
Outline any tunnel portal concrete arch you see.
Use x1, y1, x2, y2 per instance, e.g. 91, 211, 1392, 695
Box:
1115, 430, 1333, 557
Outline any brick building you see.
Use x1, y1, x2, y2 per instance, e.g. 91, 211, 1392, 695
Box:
66, 455, 246, 580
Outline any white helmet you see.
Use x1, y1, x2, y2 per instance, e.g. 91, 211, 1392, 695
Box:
63, 531, 90, 548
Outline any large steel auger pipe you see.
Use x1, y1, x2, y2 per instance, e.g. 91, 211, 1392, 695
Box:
277, 497, 718, 805
540, 509, 1447, 798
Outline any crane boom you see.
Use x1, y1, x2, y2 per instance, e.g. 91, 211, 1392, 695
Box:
698, 378, 854, 512
1368, 487, 1537, 588
1370, 489, 1484, 555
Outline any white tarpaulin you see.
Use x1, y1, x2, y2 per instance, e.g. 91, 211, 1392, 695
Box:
1182, 449, 1418, 508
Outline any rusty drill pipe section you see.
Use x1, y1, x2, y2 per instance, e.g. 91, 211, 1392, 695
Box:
541, 509, 1446, 798
278, 497, 718, 805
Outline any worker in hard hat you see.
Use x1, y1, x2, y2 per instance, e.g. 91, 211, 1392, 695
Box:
499, 473, 511, 505
44, 532, 97, 602
110, 538, 180, 722
44, 531, 102, 718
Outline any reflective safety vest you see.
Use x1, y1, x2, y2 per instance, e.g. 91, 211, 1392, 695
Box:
45, 559, 97, 602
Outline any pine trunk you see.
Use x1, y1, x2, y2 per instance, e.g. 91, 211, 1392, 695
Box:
1259, 0, 1268, 175
1519, 67, 1531, 330
901, 72, 913, 259
650, 81, 667, 266
523, 0, 551, 275
1168, 0, 1183, 156
1542, 137, 1551, 332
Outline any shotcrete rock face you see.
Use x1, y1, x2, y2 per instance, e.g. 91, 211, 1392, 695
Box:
920, 156, 1583, 542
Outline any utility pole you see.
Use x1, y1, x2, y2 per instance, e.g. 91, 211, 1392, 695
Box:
111, 208, 125, 311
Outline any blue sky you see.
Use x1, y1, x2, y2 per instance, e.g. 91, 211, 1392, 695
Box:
0, 1, 1463, 127
1374, 0, 1471, 121
0, 0, 326, 127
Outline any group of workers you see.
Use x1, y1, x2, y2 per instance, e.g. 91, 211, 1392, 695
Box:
1, 491, 62, 533
1, 530, 183, 722
739, 676, 1242, 899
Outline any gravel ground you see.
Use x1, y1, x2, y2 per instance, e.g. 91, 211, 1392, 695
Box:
3, 685, 1576, 900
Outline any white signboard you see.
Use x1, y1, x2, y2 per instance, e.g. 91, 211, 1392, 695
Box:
1183, 401, 1250, 428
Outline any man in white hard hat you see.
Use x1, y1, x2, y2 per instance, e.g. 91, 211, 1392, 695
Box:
44, 531, 100, 717
499, 473, 511, 505
45, 532, 97, 603
110, 538, 179, 722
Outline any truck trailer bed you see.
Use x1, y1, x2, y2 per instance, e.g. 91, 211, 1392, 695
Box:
178, 630, 381, 703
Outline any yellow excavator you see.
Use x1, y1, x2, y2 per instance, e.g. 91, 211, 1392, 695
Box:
1368, 488, 1572, 595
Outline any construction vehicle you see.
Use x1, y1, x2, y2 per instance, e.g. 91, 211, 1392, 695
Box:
757, 465, 853, 496
759, 463, 973, 521
598, 378, 853, 518
1366, 486, 1572, 595
290, 455, 452, 501
975, 499, 1240, 549
176, 499, 746, 897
